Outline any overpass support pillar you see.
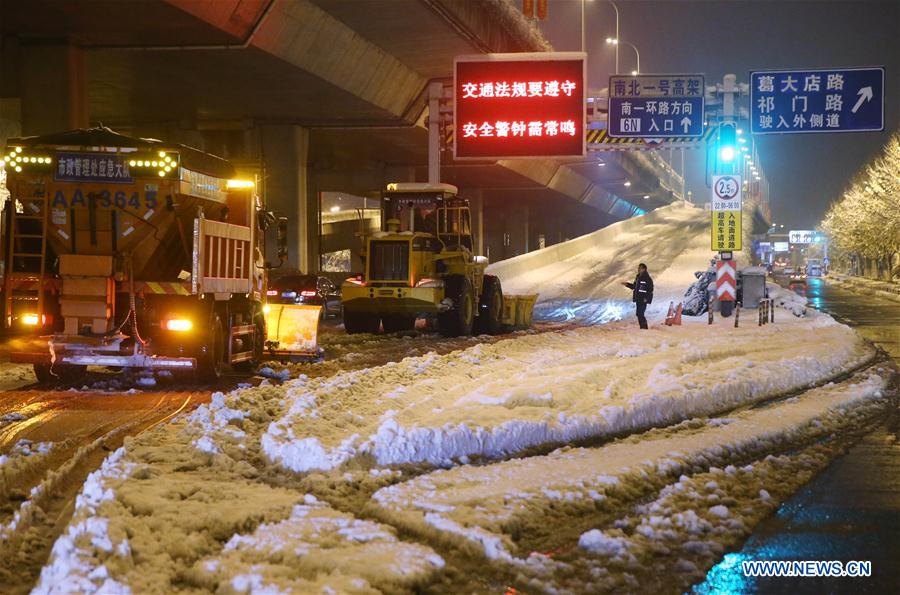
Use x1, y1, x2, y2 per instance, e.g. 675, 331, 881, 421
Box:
464, 189, 484, 256
260, 125, 317, 272
20, 42, 88, 135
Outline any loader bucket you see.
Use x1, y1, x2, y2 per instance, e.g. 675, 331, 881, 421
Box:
501, 294, 538, 331
264, 304, 323, 361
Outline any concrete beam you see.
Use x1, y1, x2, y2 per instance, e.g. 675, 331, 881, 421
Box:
20, 42, 89, 135
169, 0, 427, 122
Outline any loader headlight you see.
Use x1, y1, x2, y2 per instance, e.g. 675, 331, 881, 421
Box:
164, 318, 193, 332
22, 313, 41, 326
415, 278, 444, 288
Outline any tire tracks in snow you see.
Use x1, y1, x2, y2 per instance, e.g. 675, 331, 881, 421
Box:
283, 352, 892, 593
0, 391, 205, 595
362, 361, 895, 594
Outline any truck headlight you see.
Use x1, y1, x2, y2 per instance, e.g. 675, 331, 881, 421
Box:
164, 319, 193, 332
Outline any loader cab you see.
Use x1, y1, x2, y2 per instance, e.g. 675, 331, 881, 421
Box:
380, 182, 472, 249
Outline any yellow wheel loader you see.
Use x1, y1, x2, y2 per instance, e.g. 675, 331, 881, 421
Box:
341, 183, 534, 337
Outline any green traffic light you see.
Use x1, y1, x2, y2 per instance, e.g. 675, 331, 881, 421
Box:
717, 123, 737, 163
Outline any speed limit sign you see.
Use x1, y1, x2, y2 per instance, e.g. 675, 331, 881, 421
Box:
712, 175, 742, 211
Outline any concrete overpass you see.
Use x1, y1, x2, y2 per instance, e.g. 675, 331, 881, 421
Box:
1, 0, 683, 271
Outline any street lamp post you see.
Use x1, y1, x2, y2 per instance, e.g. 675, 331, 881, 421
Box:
605, 37, 639, 75
582, 0, 619, 72
621, 40, 639, 74
608, 1, 619, 74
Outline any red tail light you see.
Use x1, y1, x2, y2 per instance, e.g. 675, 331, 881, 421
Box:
266, 289, 278, 296
301, 290, 317, 297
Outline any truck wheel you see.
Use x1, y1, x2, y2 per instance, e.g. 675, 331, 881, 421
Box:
474, 275, 504, 335
344, 310, 380, 334
234, 312, 265, 372
198, 312, 226, 382
438, 276, 474, 337
382, 314, 416, 333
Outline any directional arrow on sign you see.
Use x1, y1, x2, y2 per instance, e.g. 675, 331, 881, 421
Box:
851, 86, 873, 114
680, 117, 691, 133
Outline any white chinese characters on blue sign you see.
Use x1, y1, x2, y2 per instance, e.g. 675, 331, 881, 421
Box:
608, 74, 705, 138
750, 68, 884, 134
55, 152, 133, 183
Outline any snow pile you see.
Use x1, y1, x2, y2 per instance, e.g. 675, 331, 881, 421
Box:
0, 438, 52, 468
32, 448, 135, 595
0, 363, 38, 391
259, 312, 871, 474
257, 366, 291, 382
768, 283, 808, 317
183, 391, 252, 455
188, 495, 445, 593
488, 202, 714, 323
0, 412, 27, 428
370, 368, 888, 589
828, 273, 900, 303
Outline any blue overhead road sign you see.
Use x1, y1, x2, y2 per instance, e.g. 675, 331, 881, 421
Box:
750, 67, 884, 134
608, 74, 705, 138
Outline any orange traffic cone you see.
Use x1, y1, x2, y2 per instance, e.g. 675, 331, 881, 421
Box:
665, 302, 675, 326
673, 303, 683, 325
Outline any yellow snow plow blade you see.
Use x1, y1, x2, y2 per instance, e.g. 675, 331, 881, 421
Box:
501, 294, 538, 330
264, 304, 323, 361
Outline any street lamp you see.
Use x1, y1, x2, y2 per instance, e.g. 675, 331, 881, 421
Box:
606, 38, 640, 74
586, 1, 619, 71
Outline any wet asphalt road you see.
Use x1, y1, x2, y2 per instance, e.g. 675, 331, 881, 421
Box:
696, 277, 900, 594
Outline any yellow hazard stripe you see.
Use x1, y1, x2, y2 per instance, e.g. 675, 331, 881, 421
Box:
448, 123, 714, 147
142, 282, 191, 295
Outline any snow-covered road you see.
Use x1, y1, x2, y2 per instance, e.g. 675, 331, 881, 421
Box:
5, 203, 896, 594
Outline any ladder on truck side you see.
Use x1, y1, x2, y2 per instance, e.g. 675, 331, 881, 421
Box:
3, 195, 50, 328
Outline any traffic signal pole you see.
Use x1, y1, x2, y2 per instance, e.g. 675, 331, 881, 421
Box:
718, 74, 739, 317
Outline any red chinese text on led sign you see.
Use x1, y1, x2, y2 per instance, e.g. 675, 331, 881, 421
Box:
454, 55, 585, 159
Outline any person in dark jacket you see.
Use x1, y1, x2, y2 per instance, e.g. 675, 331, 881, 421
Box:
622, 263, 654, 329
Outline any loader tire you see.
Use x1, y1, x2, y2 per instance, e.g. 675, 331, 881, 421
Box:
344, 310, 380, 334
198, 312, 226, 382
382, 314, 416, 334
438, 276, 474, 337
474, 275, 504, 335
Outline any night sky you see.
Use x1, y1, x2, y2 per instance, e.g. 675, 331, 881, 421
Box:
537, 0, 899, 228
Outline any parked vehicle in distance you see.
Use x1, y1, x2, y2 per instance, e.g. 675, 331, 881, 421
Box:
771, 258, 790, 275
788, 271, 807, 285
268, 273, 342, 318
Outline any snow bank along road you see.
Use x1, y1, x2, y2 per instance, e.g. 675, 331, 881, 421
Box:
489, 202, 713, 324
26, 303, 896, 594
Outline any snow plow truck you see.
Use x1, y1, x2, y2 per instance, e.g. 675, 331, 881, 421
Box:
0, 127, 321, 383
341, 182, 536, 336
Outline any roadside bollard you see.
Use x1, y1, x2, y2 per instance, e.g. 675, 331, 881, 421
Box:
758, 303, 763, 326
734, 305, 740, 328
708, 305, 714, 325
770, 299, 775, 323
